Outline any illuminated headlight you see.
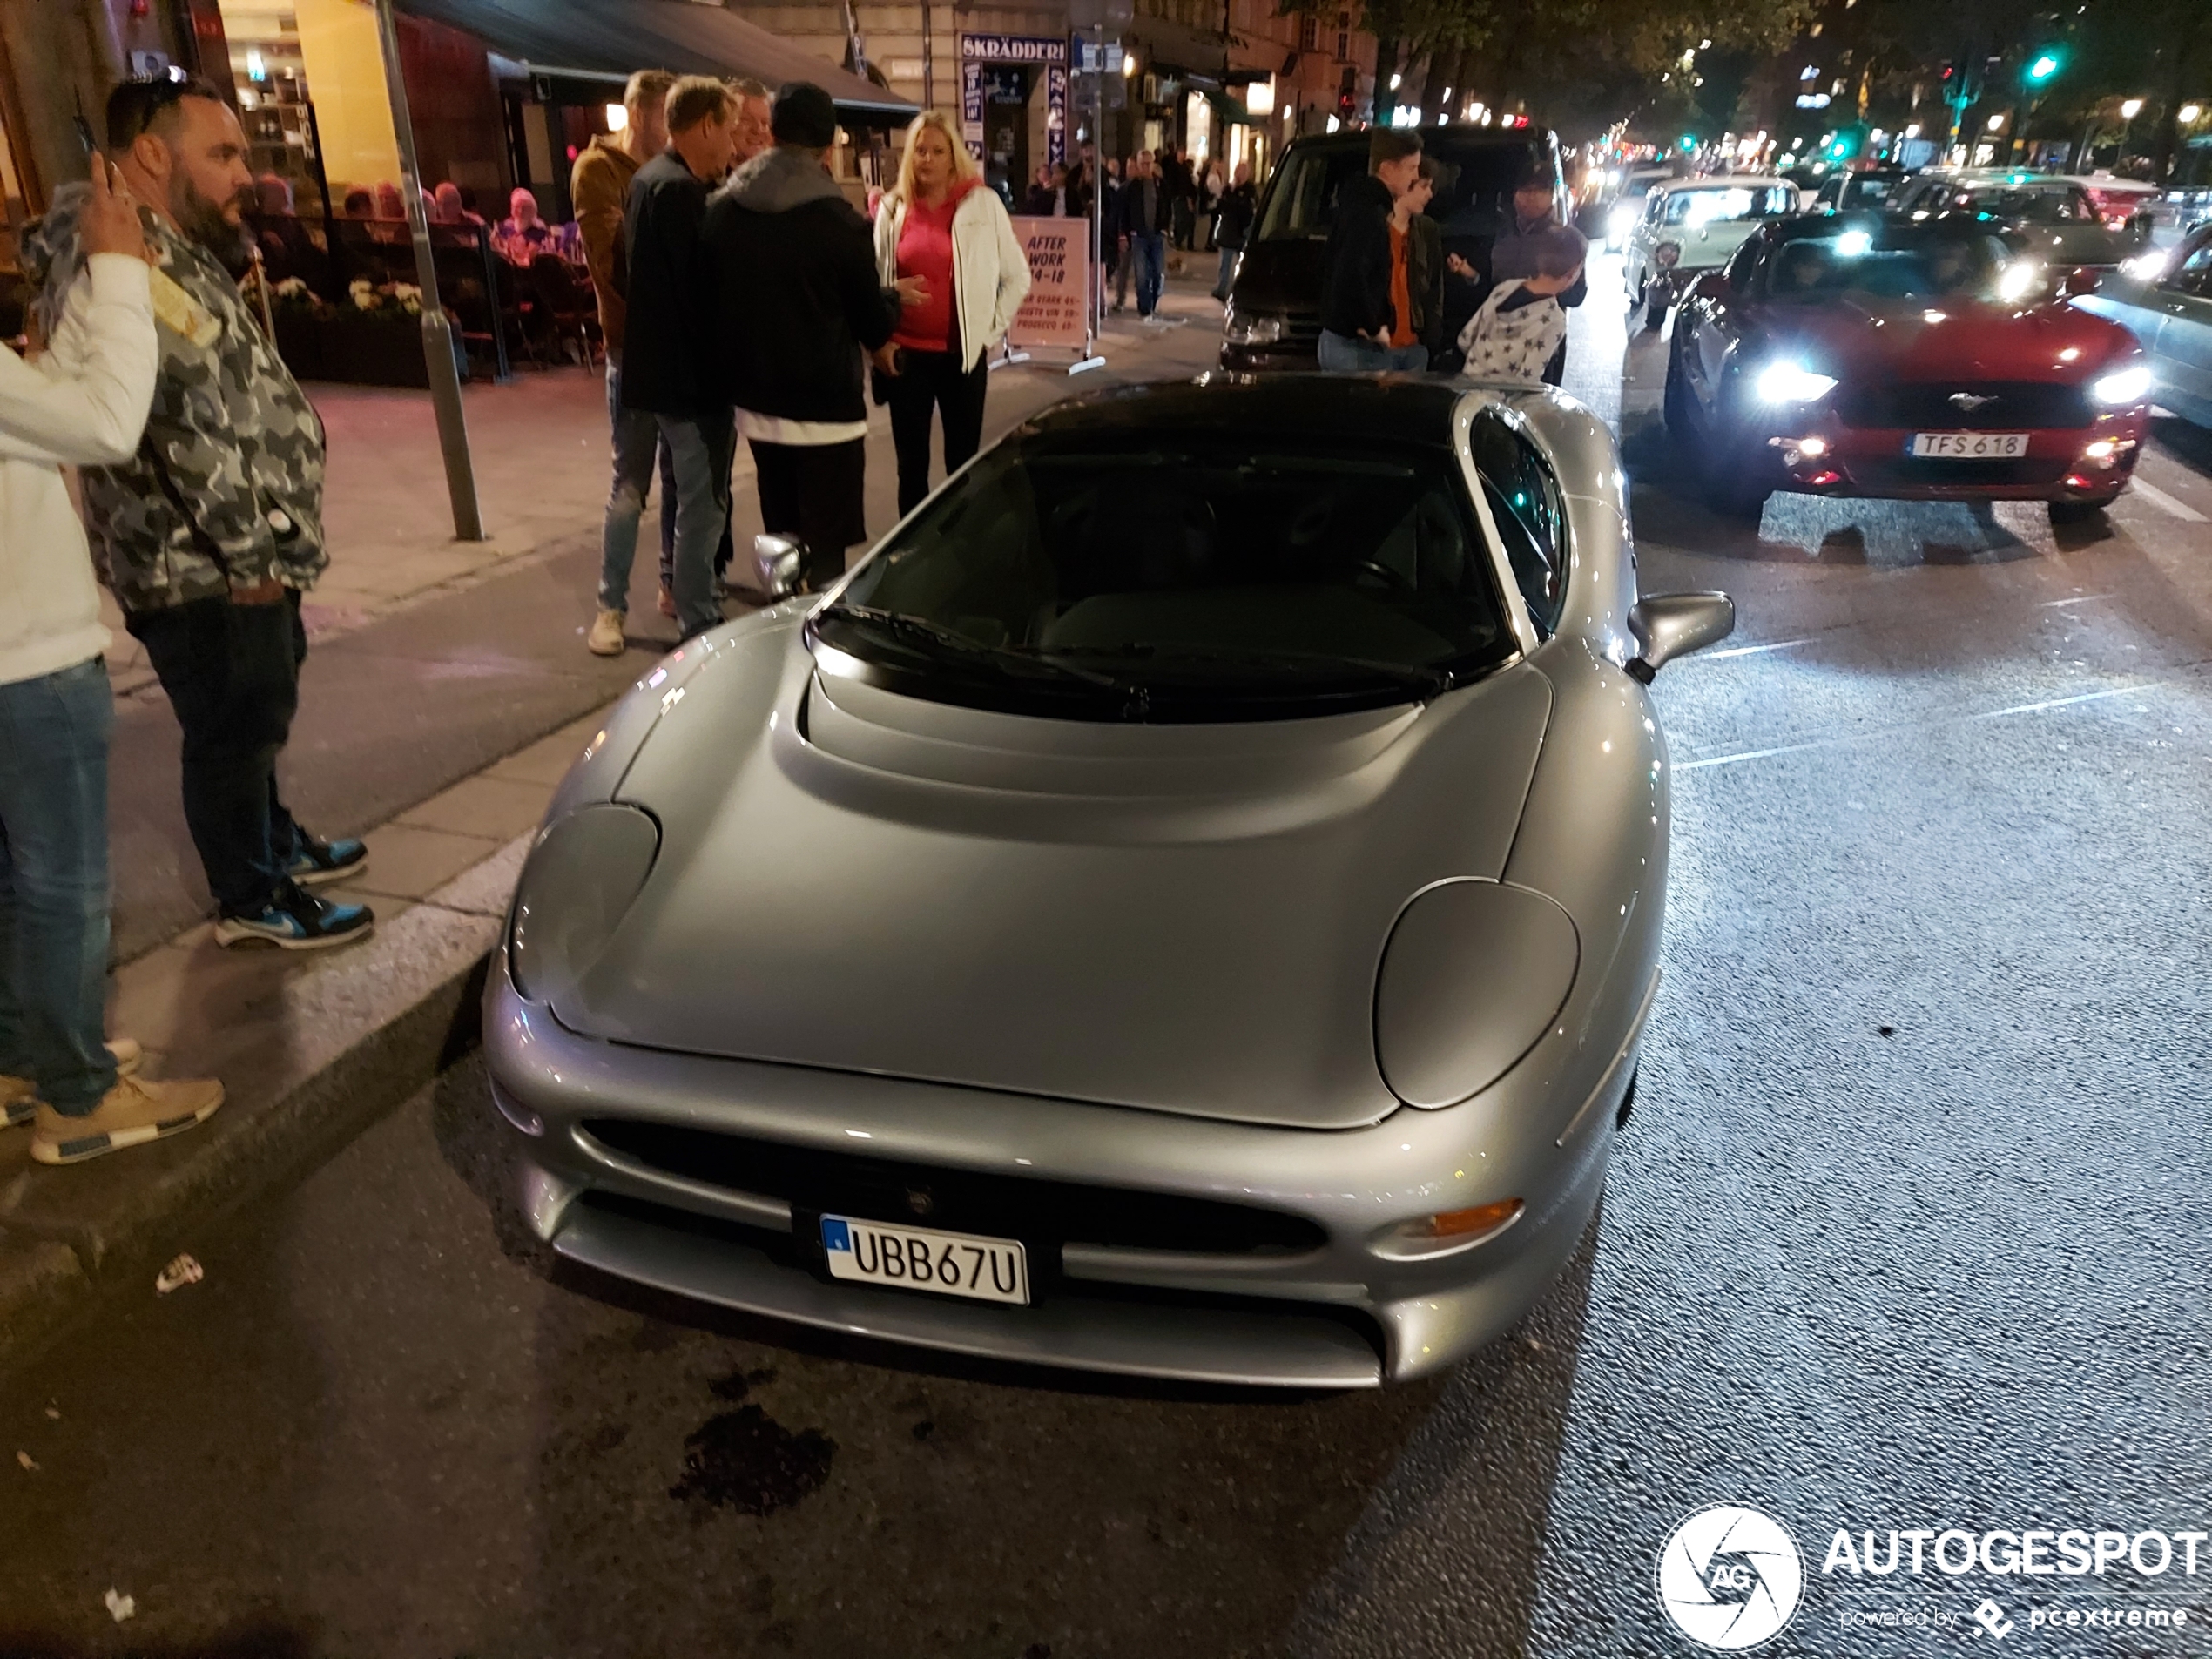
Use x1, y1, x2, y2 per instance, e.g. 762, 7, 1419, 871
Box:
1654, 240, 1682, 268
2089, 364, 2153, 407
1755, 360, 1839, 405
1834, 228, 1872, 258
1224, 310, 1285, 345
1996, 260, 2043, 303
1608, 203, 1638, 236
2121, 250, 2168, 280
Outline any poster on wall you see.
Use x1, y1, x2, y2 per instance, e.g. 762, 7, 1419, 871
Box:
959, 34, 1069, 165
1007, 216, 1091, 350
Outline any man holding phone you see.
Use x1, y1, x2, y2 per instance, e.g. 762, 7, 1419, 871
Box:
24, 78, 372, 953
1, 155, 227, 1164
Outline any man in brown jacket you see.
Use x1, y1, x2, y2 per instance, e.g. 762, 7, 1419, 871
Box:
576, 71, 678, 648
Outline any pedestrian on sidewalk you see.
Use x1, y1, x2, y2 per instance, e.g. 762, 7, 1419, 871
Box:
1211, 162, 1255, 301
1484, 167, 1587, 385
706, 82, 918, 593
1103, 158, 1128, 313
610, 75, 738, 642
575, 69, 679, 654
873, 109, 1031, 516
0, 155, 225, 1165
1318, 128, 1428, 372
24, 78, 372, 952
1457, 223, 1586, 385
1118, 151, 1165, 320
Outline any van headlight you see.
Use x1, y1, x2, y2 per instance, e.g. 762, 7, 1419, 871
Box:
1224, 309, 1285, 345
2089, 364, 2153, 408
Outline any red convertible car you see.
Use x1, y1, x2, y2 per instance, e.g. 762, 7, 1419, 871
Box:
1664, 214, 2153, 523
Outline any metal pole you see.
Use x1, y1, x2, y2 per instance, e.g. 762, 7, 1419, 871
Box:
371, 0, 485, 542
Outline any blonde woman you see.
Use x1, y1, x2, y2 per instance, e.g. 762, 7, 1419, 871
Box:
873, 110, 1031, 515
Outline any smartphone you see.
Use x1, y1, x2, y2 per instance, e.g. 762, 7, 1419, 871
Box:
73, 114, 97, 160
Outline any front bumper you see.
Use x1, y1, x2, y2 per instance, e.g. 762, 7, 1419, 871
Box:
1750, 408, 2151, 502
484, 952, 1644, 1387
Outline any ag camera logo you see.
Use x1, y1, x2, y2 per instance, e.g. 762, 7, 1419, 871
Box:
1658, 1504, 1805, 1649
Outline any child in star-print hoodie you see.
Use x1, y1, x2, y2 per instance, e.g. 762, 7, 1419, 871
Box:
1459, 224, 1588, 384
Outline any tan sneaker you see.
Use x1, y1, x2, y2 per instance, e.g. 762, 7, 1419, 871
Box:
30, 1074, 225, 1166
586, 607, 627, 657
657, 583, 678, 619
2, 1041, 145, 1128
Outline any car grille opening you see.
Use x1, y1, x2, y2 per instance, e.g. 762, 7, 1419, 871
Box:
579, 1118, 1329, 1258
1838, 381, 2091, 430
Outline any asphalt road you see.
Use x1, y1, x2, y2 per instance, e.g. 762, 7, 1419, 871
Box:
6, 261, 2210, 1658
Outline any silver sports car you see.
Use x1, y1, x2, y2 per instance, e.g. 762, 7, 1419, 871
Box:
485, 377, 1734, 1387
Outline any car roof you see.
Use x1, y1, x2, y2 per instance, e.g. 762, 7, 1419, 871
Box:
1767, 210, 2006, 245
1659, 174, 1788, 191
1022, 375, 1466, 448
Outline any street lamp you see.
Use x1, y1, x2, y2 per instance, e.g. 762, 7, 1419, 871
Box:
2121, 98, 2144, 119
2182, 103, 2204, 124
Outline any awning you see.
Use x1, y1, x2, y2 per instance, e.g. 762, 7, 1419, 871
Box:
394, 0, 916, 121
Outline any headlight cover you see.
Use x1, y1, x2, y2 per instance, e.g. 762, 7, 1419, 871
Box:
2090, 363, 2154, 408
1374, 880, 1580, 1109
1224, 310, 1285, 345
508, 802, 661, 1007
1755, 360, 1839, 405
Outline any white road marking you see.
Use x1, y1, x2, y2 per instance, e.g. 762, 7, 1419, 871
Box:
2038, 594, 2114, 608
1689, 637, 1815, 662
2128, 477, 2209, 523
1677, 682, 2168, 772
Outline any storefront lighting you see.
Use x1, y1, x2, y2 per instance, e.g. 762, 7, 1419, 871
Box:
1244, 78, 1273, 117
605, 103, 628, 132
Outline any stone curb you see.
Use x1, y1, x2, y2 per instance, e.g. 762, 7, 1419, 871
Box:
0, 834, 530, 1377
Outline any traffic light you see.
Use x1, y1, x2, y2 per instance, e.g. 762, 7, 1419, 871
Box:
2027, 50, 2062, 84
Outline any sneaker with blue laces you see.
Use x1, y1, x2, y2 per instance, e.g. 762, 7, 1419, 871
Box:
287, 834, 368, 887
213, 884, 374, 951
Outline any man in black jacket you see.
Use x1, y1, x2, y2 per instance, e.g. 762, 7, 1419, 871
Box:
1318, 128, 1426, 371
618, 76, 737, 638
1211, 161, 1256, 301
1486, 167, 1587, 384
1118, 151, 1165, 319
705, 82, 919, 591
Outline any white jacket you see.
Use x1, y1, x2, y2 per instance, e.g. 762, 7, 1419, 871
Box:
873, 185, 1033, 373
0, 253, 156, 689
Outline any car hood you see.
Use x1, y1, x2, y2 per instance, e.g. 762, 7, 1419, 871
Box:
1760, 296, 2132, 381
1648, 218, 1762, 260
557, 626, 1555, 1130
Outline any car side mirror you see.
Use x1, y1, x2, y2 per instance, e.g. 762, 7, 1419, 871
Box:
753, 533, 803, 599
2060, 266, 2101, 298
1626, 592, 1736, 682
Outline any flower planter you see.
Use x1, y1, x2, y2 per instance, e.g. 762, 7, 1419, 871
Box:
273, 309, 469, 388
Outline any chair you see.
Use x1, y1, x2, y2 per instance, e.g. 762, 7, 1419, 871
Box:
528, 253, 601, 367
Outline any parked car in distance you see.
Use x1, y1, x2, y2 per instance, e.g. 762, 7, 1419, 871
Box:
1811, 166, 1909, 213
1596, 164, 1678, 248
487, 375, 1737, 1389
1624, 176, 1799, 330
1221, 126, 1569, 372
2073, 221, 2212, 427
1663, 213, 2154, 523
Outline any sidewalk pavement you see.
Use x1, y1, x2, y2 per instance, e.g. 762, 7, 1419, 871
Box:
0, 279, 1227, 1375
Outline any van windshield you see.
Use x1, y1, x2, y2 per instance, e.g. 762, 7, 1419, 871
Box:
1254, 138, 1551, 243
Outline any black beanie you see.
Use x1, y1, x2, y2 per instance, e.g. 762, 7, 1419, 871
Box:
772, 82, 839, 149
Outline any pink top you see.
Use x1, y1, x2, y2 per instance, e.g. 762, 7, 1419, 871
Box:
891, 178, 981, 354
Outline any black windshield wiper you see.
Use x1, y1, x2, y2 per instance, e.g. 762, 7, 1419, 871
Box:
815, 604, 1126, 690
1050, 642, 1457, 702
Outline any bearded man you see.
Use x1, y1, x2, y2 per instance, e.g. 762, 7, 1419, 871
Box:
23, 78, 371, 950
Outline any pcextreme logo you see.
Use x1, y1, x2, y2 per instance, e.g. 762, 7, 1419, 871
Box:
1657, 1504, 1806, 1650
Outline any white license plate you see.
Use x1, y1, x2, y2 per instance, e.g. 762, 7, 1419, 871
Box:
819, 1214, 1029, 1305
1909, 431, 2030, 458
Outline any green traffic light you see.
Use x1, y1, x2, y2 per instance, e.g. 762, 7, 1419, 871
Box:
2027, 51, 2061, 83
1680, 132, 1696, 150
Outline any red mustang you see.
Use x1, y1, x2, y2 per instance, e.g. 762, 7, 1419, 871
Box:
1663, 214, 2152, 524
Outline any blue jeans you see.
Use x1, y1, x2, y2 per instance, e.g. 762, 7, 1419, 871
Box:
656, 411, 737, 639
0, 658, 116, 1116
597, 361, 680, 612
1213, 243, 1238, 299
1131, 233, 1165, 316
1317, 329, 1430, 373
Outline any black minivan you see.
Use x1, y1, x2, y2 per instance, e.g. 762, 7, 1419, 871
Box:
1219, 125, 1570, 372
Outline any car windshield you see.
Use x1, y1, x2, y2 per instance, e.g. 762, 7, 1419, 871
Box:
813, 431, 1515, 722
1761, 229, 2015, 301
1254, 138, 1549, 242
1839, 175, 1901, 207
1658, 185, 1797, 226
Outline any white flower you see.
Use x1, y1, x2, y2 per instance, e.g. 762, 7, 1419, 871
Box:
353, 289, 376, 309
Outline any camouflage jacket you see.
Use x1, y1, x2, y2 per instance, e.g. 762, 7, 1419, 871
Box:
21, 189, 327, 612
